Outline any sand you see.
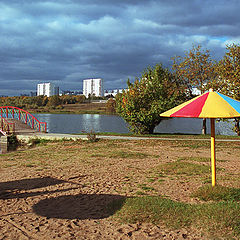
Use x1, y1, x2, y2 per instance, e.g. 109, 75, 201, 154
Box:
0, 139, 239, 239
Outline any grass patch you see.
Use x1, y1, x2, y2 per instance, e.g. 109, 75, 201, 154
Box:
192, 185, 240, 201
146, 175, 166, 183
201, 178, 212, 184
178, 156, 210, 162
25, 163, 35, 167
108, 196, 240, 237
28, 138, 51, 147
109, 151, 149, 159
173, 141, 210, 149
90, 153, 105, 158
137, 184, 156, 192
135, 191, 147, 195
90, 150, 148, 159
178, 156, 227, 163
3, 163, 17, 168
156, 161, 210, 176
146, 177, 155, 183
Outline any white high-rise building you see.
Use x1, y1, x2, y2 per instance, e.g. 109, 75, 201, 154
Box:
37, 83, 59, 97
83, 78, 104, 98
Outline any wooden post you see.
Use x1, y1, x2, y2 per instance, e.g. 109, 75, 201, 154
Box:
0, 136, 8, 153
211, 118, 216, 187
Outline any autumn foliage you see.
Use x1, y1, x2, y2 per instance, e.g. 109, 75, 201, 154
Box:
214, 43, 240, 135
0, 95, 86, 110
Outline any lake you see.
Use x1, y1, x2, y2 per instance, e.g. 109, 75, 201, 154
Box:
33, 113, 237, 136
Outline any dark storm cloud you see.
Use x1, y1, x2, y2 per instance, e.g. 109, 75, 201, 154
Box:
0, 0, 239, 95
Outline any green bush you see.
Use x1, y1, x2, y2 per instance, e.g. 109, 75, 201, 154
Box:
116, 63, 187, 134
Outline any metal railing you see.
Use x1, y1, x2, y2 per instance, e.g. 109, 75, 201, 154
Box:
0, 106, 47, 134
0, 116, 15, 135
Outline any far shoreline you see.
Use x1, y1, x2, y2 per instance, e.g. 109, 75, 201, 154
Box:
28, 102, 117, 115
31, 110, 117, 115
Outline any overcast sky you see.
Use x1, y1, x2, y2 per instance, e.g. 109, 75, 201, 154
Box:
0, 0, 240, 96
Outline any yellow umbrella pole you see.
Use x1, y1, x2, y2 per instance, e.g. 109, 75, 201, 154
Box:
211, 118, 216, 187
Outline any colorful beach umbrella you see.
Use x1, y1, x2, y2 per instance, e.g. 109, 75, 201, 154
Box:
160, 89, 240, 186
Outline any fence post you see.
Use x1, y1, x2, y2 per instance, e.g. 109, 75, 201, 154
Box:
0, 136, 8, 153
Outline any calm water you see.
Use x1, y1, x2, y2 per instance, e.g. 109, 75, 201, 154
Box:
33, 113, 237, 136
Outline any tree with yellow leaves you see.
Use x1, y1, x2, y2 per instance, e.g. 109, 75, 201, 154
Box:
172, 45, 216, 134
214, 43, 240, 135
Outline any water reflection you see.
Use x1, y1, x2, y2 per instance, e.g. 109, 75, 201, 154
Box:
156, 118, 235, 135
33, 114, 236, 136
156, 118, 205, 134
82, 114, 101, 132
33, 114, 129, 134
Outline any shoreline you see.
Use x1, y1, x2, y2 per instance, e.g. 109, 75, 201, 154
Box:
30, 110, 117, 115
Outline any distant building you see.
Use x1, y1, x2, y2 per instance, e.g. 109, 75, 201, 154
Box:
104, 89, 125, 97
62, 90, 75, 95
54, 86, 60, 96
61, 90, 83, 96
30, 91, 37, 97
192, 87, 201, 96
83, 78, 104, 98
37, 83, 59, 97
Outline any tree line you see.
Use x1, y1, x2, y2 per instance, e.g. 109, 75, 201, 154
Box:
116, 43, 240, 135
0, 95, 86, 110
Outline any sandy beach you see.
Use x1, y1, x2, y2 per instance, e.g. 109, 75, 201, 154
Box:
0, 138, 239, 239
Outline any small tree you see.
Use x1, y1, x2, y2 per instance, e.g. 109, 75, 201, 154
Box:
106, 98, 116, 113
172, 45, 216, 134
116, 63, 187, 134
47, 95, 62, 108
214, 43, 240, 135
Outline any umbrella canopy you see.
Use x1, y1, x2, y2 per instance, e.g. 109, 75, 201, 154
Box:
160, 90, 240, 119
160, 89, 240, 187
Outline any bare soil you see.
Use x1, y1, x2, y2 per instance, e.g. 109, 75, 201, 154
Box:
0, 139, 239, 239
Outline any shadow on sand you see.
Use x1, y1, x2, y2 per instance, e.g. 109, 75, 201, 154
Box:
0, 177, 126, 220
0, 177, 66, 191
32, 193, 126, 220
0, 177, 74, 199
